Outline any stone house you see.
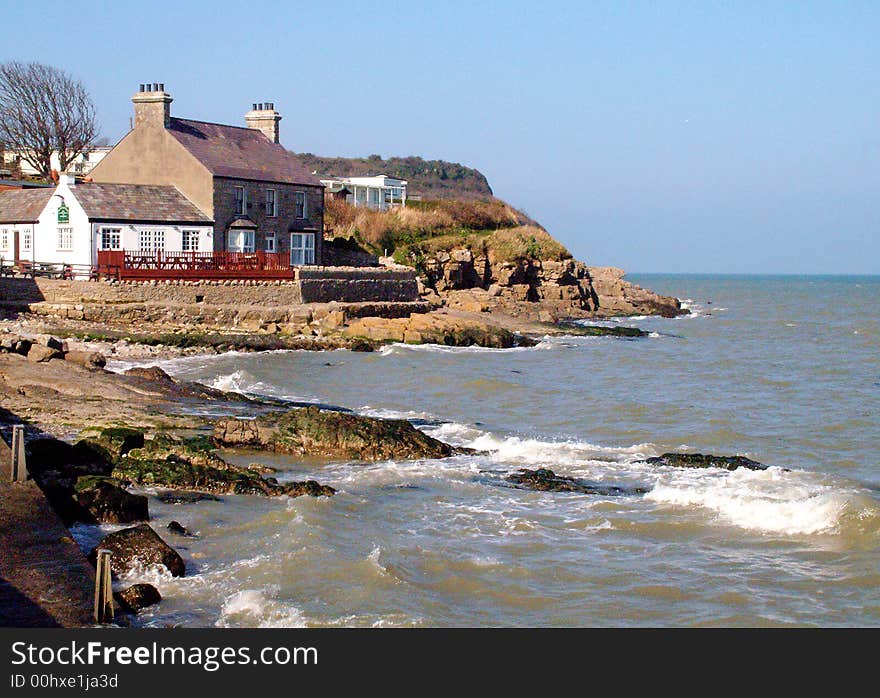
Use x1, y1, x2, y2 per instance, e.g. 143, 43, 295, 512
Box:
88, 85, 324, 265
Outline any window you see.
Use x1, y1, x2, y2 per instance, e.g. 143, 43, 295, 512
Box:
0, 229, 8, 250
181, 230, 200, 252
22, 229, 32, 251
233, 186, 246, 215
139, 229, 165, 251
265, 189, 276, 217
290, 232, 315, 265
57, 227, 73, 251
264, 232, 276, 253
294, 191, 307, 219
228, 229, 255, 253
369, 188, 381, 207
99, 227, 121, 250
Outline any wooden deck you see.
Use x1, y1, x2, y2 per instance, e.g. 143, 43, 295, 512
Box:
0, 436, 96, 627
97, 249, 297, 280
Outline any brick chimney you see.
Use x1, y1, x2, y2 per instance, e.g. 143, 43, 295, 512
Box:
245, 102, 281, 143
131, 83, 172, 129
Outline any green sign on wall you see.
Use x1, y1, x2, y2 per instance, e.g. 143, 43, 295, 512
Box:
57, 204, 69, 224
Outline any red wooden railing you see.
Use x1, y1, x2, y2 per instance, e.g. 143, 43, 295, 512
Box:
96, 250, 296, 280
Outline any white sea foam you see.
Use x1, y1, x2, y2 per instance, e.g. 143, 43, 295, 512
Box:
645, 467, 865, 535
216, 587, 308, 628
377, 341, 554, 356
423, 420, 874, 537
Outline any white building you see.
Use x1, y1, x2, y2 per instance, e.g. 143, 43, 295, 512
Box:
0, 175, 212, 275
2, 146, 113, 177
320, 174, 407, 211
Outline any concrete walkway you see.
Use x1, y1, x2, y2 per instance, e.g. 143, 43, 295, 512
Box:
0, 435, 96, 627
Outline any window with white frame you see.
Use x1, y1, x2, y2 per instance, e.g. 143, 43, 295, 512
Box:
228, 229, 255, 253
0, 229, 8, 250
265, 189, 276, 217
57, 227, 73, 251
181, 230, 200, 251
369, 188, 381, 207
233, 186, 246, 215
264, 232, 276, 252
22, 228, 32, 251
139, 229, 165, 251
99, 227, 121, 250
294, 191, 307, 219
290, 232, 315, 265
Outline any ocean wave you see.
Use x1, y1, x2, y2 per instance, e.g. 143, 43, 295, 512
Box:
215, 586, 308, 628
420, 421, 877, 538
645, 467, 877, 536
376, 342, 547, 356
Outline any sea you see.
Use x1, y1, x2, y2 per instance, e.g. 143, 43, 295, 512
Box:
82, 274, 880, 627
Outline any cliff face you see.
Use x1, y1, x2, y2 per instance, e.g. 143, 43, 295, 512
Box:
412, 248, 681, 320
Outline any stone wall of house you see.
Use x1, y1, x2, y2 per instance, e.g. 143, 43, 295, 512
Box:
212, 179, 324, 262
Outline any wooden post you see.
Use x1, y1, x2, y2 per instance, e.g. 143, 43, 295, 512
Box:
93, 550, 114, 624
10, 425, 27, 482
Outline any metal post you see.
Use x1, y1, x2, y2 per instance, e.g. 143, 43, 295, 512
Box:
94, 550, 114, 624
10, 425, 27, 482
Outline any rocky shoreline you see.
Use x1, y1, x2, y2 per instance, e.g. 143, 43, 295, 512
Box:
0, 330, 778, 623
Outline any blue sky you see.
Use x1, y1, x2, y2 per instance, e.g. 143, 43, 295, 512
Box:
3, 1, 878, 273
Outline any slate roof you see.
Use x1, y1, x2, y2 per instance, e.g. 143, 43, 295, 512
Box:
73, 183, 211, 223
168, 118, 321, 187
0, 188, 54, 223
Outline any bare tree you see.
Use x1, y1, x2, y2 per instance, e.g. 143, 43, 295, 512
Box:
0, 61, 98, 181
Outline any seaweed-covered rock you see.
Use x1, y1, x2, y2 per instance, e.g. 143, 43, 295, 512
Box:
90, 524, 185, 577
155, 491, 222, 505
115, 583, 161, 612
78, 427, 145, 461
640, 453, 767, 471
287, 480, 338, 497
555, 322, 648, 338
505, 468, 649, 496
114, 432, 335, 498
74, 477, 149, 524
213, 406, 453, 461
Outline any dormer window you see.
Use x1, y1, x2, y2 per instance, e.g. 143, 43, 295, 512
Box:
233, 186, 246, 215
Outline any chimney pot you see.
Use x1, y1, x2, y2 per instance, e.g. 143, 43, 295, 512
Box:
152, 82, 159, 91
159, 83, 164, 91
253, 103, 257, 110
139, 83, 145, 92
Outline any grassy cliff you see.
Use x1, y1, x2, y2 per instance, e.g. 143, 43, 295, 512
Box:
324, 197, 569, 269
294, 153, 494, 201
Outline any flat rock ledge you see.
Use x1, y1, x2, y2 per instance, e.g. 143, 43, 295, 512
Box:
639, 453, 768, 471
505, 468, 649, 496
213, 405, 453, 461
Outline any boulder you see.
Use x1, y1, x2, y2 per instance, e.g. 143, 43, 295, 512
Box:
74, 477, 149, 524
63, 350, 107, 370
213, 406, 453, 461
166, 520, 196, 538
26, 344, 62, 363
505, 468, 649, 496
89, 524, 185, 577
639, 453, 768, 471
115, 583, 162, 613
